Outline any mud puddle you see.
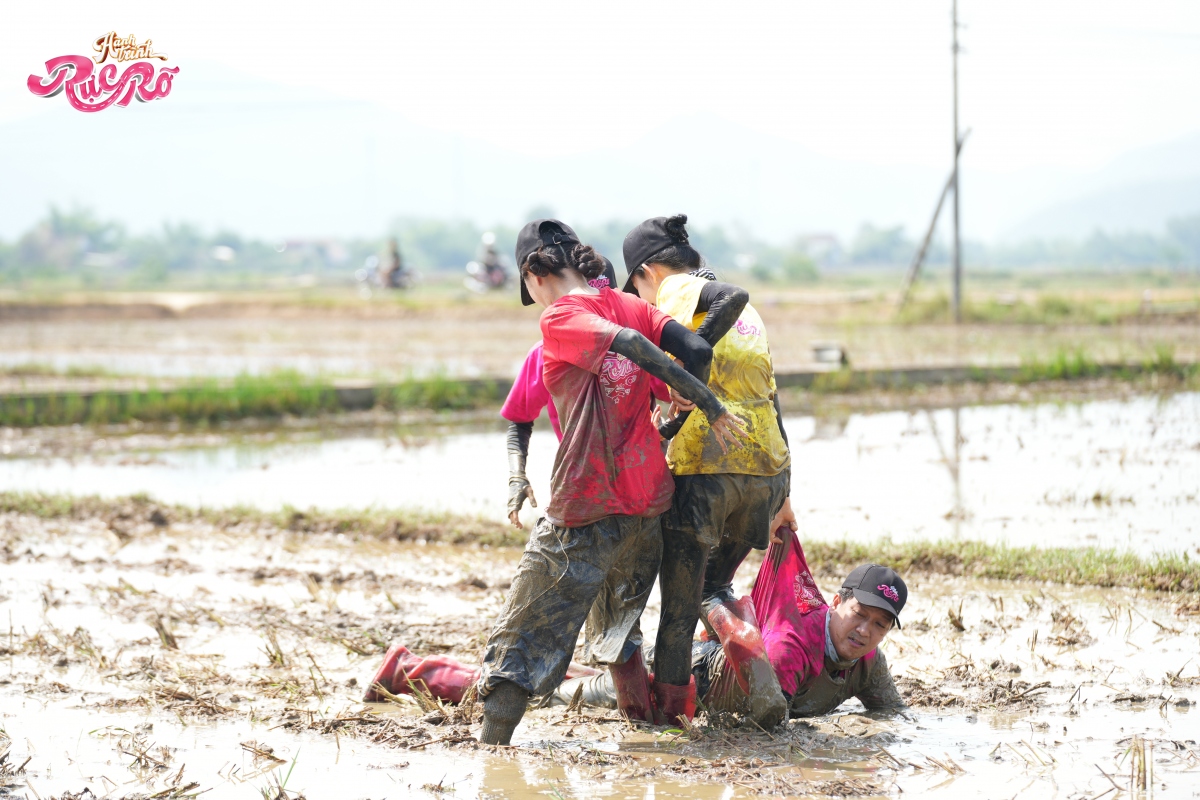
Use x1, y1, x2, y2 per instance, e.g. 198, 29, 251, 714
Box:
1, 511, 1197, 798
4, 391, 1197, 555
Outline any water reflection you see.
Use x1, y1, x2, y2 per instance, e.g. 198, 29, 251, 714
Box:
0, 392, 1195, 555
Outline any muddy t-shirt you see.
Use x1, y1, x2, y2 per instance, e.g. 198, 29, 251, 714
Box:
540, 288, 674, 527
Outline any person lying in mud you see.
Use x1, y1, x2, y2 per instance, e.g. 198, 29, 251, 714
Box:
551, 529, 908, 719
364, 528, 906, 724
477, 218, 748, 745
622, 213, 795, 728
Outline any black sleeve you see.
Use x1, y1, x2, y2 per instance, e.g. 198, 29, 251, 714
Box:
506, 420, 533, 477
658, 319, 712, 385
693, 281, 749, 347
609, 325, 724, 421
653, 319, 719, 439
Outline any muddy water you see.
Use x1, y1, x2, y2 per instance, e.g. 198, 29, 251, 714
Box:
0, 515, 1197, 798
3, 391, 1197, 555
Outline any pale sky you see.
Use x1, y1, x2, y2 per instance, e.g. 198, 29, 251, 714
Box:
6, 0, 1200, 171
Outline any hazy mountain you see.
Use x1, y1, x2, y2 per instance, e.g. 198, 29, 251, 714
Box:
3, 61, 1198, 245
1003, 133, 1200, 240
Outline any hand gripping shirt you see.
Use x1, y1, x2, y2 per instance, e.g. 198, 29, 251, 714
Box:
750, 527, 903, 715
656, 273, 790, 477
540, 288, 675, 527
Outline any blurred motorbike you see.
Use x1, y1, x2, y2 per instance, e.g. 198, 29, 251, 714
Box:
356, 255, 418, 298
463, 231, 510, 293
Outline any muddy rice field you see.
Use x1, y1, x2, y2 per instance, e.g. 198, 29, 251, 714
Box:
0, 499, 1198, 799
0, 385, 1196, 798
1, 299, 1199, 798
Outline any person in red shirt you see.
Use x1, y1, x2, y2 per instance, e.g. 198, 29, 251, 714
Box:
477, 219, 747, 745
501, 256, 670, 525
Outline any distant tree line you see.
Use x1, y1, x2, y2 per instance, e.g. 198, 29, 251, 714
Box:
1, 206, 1196, 289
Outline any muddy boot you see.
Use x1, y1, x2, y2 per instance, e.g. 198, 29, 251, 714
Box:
705, 597, 787, 729
609, 649, 656, 722
699, 537, 753, 638
480, 680, 530, 745
548, 671, 616, 709
652, 677, 697, 726
363, 643, 479, 704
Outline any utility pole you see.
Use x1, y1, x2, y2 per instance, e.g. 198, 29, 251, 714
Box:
951, 0, 963, 323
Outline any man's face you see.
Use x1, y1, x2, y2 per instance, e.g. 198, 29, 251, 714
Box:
828, 593, 894, 662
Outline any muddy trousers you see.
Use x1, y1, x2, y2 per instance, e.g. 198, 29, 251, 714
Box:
478, 514, 663, 702
654, 472, 788, 687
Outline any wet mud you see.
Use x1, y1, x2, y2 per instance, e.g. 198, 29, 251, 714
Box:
1, 510, 1196, 798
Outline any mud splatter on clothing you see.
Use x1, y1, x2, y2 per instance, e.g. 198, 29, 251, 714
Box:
478, 514, 662, 698
540, 288, 674, 527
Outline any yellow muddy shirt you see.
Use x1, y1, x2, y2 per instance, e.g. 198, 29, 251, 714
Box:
657, 273, 790, 476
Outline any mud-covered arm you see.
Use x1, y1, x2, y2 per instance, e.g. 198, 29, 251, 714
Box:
506, 420, 536, 519
693, 281, 749, 347
609, 325, 723, 421
857, 650, 906, 711
645, 320, 715, 439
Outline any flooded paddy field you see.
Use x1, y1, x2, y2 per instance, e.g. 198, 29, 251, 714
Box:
2, 391, 1196, 555
0, 509, 1197, 799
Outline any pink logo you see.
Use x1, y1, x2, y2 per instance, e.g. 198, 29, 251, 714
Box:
598, 353, 640, 404
877, 585, 899, 603
27, 32, 178, 112
587, 276, 611, 289
735, 319, 761, 337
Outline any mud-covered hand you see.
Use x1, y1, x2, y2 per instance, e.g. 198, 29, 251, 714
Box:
667, 385, 696, 412
769, 496, 797, 544
507, 476, 537, 527
705, 409, 748, 454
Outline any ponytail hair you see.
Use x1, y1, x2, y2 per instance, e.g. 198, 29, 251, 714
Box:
521, 242, 606, 281
646, 214, 704, 272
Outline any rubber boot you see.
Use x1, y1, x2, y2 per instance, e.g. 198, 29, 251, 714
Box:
706, 596, 787, 729
609, 649, 656, 722
549, 670, 617, 709
699, 537, 753, 639
363, 643, 480, 704
652, 677, 697, 726
480, 680, 529, 745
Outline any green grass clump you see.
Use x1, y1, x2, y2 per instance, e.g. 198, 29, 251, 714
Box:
1017, 348, 1100, 383
801, 538, 1198, 593
380, 373, 505, 411
897, 292, 1134, 325
0, 370, 340, 427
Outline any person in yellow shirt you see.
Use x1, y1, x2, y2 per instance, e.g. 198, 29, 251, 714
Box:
623, 214, 796, 728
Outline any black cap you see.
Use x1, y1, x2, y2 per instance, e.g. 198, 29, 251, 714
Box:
841, 564, 907, 629
621, 214, 689, 294
515, 219, 580, 306
589, 256, 618, 292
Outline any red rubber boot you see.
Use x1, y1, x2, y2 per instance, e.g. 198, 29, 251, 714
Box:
706, 596, 787, 728
363, 643, 480, 704
652, 677, 697, 726
608, 649, 656, 722
706, 596, 766, 693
